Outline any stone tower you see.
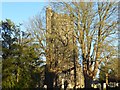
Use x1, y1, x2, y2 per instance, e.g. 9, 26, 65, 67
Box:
46, 7, 84, 89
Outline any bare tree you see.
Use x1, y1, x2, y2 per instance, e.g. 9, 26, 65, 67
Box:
50, 2, 118, 88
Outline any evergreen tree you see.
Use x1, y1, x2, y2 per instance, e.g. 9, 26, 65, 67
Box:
1, 19, 44, 88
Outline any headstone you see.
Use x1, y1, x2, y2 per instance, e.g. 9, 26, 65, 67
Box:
103, 83, 106, 89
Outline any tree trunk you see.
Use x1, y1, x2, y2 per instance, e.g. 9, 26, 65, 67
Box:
101, 82, 103, 90
55, 74, 58, 87
84, 74, 93, 88
45, 71, 55, 88
45, 65, 55, 88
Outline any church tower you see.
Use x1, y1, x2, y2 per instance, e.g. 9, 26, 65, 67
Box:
45, 7, 84, 89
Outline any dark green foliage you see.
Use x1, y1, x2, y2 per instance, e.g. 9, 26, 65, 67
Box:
1, 19, 45, 88
1, 19, 20, 48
